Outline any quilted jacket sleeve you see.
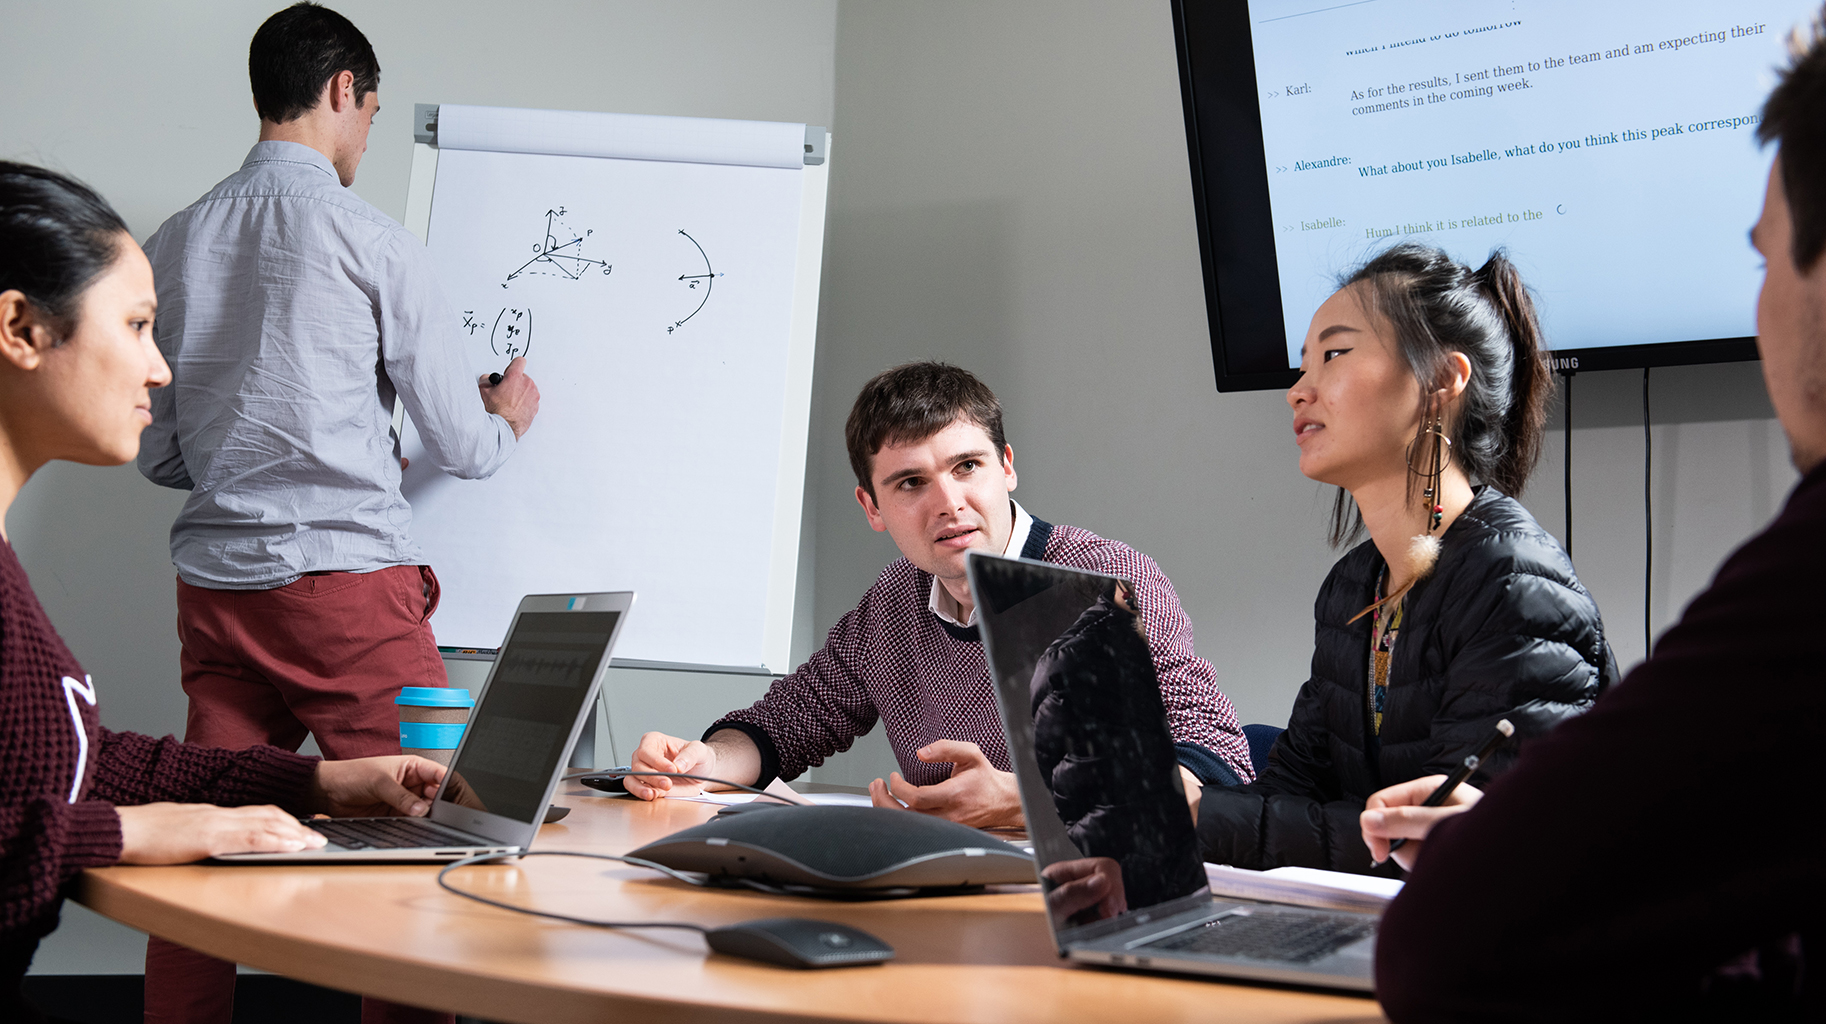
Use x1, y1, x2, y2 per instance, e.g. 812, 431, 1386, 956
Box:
1412, 529, 1617, 782
1195, 676, 1396, 875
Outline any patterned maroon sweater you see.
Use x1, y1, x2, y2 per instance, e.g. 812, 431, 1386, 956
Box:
713, 517, 1253, 786
0, 539, 318, 945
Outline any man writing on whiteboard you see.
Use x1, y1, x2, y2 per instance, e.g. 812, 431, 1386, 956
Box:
135, 5, 537, 1022
626, 362, 1252, 826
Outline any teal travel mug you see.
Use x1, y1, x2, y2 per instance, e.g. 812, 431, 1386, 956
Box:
396, 687, 475, 766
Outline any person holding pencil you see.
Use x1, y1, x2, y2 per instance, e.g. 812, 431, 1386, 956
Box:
1194, 242, 1618, 877
1365, 18, 1826, 1017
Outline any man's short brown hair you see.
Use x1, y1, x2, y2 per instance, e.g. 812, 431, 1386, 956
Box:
250, 3, 380, 124
1761, 9, 1826, 272
845, 362, 1008, 498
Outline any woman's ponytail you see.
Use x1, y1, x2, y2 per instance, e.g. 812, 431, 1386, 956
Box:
1471, 253, 1551, 497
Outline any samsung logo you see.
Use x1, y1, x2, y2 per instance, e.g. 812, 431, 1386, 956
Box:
1550, 356, 1581, 371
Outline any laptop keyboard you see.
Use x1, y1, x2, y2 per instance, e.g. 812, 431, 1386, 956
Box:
1144, 913, 1373, 964
305, 817, 482, 850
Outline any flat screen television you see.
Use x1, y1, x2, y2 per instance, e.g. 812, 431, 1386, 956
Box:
1174, 0, 1809, 391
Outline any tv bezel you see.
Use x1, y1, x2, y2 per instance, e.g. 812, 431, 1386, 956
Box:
1171, 0, 1761, 394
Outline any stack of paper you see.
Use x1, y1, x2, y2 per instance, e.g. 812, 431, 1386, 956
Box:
1203, 863, 1404, 914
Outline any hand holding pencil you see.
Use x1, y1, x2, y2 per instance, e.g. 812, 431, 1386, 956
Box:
1360, 775, 1485, 872
1360, 719, 1512, 873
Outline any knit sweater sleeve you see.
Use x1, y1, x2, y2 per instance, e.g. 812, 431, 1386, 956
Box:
1131, 552, 1254, 783
1052, 528, 1254, 784
1, 734, 315, 941
87, 729, 319, 811
0, 796, 124, 938
711, 601, 882, 784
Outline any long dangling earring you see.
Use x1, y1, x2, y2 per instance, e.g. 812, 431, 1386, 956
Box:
1403, 408, 1453, 581
1408, 410, 1451, 534
1350, 409, 1454, 623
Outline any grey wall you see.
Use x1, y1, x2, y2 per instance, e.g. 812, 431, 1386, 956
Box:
7, 0, 1804, 974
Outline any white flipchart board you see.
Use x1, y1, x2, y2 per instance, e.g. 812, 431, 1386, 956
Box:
398, 104, 828, 673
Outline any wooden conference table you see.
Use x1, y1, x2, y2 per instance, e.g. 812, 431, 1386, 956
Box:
75, 779, 1385, 1024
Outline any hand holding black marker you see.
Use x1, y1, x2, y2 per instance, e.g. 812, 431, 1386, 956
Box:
1375, 718, 1513, 865
485, 355, 521, 387
476, 357, 541, 440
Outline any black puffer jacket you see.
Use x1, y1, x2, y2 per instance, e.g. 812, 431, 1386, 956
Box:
1197, 488, 1618, 875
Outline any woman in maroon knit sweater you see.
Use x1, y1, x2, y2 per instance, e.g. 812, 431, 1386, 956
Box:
0, 163, 448, 1021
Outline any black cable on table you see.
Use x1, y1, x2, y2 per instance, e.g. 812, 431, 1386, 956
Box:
437, 771, 813, 929
436, 850, 711, 933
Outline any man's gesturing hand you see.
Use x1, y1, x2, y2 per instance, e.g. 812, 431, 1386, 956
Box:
625, 729, 763, 801
310, 755, 446, 818
480, 357, 540, 439
626, 731, 717, 801
867, 740, 1023, 829
1360, 774, 1483, 872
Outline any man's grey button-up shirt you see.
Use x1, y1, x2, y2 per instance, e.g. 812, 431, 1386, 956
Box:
140, 141, 515, 590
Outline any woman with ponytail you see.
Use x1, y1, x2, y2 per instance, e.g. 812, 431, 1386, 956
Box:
1195, 243, 1617, 875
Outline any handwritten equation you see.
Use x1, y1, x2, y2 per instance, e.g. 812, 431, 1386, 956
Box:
460, 307, 534, 360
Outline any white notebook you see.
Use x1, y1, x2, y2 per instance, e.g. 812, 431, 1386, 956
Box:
1204, 863, 1404, 914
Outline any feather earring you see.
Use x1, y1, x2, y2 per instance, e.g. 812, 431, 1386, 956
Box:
1405, 531, 1443, 581
1404, 409, 1451, 584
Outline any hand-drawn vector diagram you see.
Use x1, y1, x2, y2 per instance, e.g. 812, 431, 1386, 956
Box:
460, 307, 533, 360
669, 229, 724, 334
482, 210, 726, 336
503, 208, 610, 287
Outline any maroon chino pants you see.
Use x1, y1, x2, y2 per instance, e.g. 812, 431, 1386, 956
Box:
144, 565, 454, 1024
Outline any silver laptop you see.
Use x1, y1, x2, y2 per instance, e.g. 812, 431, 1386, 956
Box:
219, 591, 633, 863
967, 552, 1377, 992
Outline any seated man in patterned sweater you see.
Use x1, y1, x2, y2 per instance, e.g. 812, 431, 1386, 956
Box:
626, 362, 1251, 827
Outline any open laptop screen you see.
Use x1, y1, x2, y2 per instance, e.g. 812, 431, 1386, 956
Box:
436, 610, 620, 824
970, 554, 1210, 939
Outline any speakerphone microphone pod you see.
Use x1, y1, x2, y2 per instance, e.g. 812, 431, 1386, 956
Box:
628, 805, 1036, 896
